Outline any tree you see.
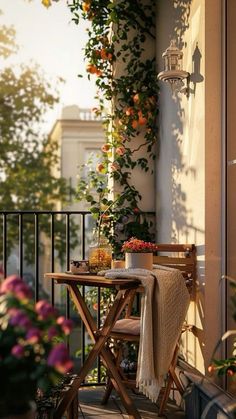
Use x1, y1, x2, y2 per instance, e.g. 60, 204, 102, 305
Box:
0, 16, 76, 263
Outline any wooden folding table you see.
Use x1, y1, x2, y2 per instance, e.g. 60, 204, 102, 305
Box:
44, 272, 142, 419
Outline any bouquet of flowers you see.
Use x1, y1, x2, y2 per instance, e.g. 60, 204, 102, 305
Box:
121, 237, 158, 253
0, 274, 73, 414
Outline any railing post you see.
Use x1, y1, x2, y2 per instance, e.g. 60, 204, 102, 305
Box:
66, 213, 70, 323
34, 213, 39, 301
2, 213, 7, 276
19, 213, 23, 278
50, 213, 55, 306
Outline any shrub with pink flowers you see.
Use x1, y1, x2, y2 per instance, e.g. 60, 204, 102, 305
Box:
0, 275, 73, 410
121, 237, 158, 253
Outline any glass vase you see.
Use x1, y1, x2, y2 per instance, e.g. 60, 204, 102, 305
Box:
88, 235, 112, 274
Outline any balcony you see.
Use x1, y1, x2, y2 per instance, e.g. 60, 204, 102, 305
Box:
0, 210, 235, 419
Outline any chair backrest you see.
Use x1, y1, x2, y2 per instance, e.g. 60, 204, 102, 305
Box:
125, 244, 197, 316
153, 243, 196, 283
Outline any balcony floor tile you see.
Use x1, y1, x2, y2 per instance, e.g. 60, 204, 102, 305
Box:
78, 387, 185, 418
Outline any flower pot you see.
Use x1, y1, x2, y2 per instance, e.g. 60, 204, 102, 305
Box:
125, 252, 153, 270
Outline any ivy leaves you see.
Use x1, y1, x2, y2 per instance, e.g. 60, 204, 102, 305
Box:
69, 0, 158, 255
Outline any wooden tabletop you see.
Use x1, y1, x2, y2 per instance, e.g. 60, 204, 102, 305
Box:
44, 272, 141, 289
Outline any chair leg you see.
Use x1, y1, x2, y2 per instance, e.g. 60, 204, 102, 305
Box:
67, 392, 79, 419
158, 372, 174, 416
158, 340, 184, 416
101, 378, 114, 404
102, 340, 124, 404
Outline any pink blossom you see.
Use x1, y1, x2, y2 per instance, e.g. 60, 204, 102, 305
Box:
110, 162, 120, 172
0, 275, 32, 299
101, 144, 110, 153
11, 344, 24, 358
47, 343, 73, 373
9, 308, 32, 328
56, 317, 73, 335
116, 146, 125, 156
26, 328, 41, 343
48, 326, 58, 340
96, 163, 105, 173
35, 300, 57, 320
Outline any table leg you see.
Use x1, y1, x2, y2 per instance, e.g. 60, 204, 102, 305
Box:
58, 284, 141, 419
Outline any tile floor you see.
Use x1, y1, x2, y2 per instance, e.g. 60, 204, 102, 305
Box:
78, 387, 185, 418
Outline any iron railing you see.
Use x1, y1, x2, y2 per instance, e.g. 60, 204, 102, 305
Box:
0, 210, 102, 381
0, 209, 155, 384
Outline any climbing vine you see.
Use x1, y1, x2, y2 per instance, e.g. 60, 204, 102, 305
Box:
45, 0, 159, 256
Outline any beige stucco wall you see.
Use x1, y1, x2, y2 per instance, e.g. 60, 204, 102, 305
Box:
156, 0, 222, 374
50, 105, 105, 211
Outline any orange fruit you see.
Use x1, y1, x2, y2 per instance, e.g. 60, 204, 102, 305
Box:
86, 64, 97, 74
138, 111, 147, 125
131, 120, 138, 129
82, 2, 90, 12
95, 69, 102, 76
125, 107, 134, 116
133, 93, 140, 103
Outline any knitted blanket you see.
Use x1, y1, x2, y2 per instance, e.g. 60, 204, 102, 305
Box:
102, 266, 190, 402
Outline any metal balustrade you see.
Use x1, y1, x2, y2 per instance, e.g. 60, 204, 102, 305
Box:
0, 209, 155, 385
0, 210, 100, 382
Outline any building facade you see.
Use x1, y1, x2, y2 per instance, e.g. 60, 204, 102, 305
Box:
155, 0, 235, 401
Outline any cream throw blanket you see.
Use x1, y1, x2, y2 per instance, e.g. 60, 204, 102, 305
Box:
101, 266, 190, 402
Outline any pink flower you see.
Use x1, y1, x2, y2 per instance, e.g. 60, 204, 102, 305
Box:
96, 163, 105, 173
110, 162, 120, 172
26, 328, 41, 343
35, 300, 57, 320
48, 326, 58, 340
47, 343, 73, 373
9, 308, 32, 328
11, 344, 24, 358
0, 275, 32, 299
116, 146, 125, 156
56, 317, 73, 335
101, 144, 110, 153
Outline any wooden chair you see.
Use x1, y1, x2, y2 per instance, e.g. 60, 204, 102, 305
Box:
102, 244, 196, 415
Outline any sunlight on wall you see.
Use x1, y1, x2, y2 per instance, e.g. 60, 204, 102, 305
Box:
156, 0, 206, 373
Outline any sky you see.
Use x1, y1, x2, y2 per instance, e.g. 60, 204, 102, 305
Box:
0, 0, 97, 130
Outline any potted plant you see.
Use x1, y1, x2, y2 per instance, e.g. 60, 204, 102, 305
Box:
0, 274, 74, 418
121, 237, 158, 270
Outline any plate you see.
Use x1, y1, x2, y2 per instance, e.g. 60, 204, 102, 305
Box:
65, 271, 91, 275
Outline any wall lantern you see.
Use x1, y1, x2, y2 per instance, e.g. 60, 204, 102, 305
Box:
157, 40, 189, 94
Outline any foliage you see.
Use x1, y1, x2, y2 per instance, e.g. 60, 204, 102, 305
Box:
67, 0, 158, 256
0, 16, 18, 58
208, 277, 236, 380
0, 16, 77, 263
0, 274, 73, 407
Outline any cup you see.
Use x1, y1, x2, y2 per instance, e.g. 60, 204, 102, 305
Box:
70, 260, 89, 273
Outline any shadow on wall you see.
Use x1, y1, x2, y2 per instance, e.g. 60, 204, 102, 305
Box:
166, 0, 204, 241
157, 0, 206, 367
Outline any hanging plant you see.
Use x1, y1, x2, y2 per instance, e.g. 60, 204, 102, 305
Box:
46, 0, 159, 256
